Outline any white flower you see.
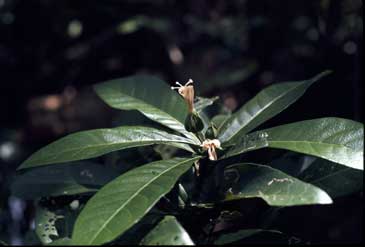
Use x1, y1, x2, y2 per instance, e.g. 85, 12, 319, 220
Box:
200, 139, 221, 161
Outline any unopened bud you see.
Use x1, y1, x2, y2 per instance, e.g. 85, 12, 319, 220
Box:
205, 123, 218, 139
185, 111, 204, 133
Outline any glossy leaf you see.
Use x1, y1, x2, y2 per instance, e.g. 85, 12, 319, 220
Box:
223, 163, 333, 206
264, 118, 362, 170
218, 71, 332, 143
94, 75, 200, 143
214, 229, 283, 245
72, 157, 201, 245
11, 162, 119, 199
140, 216, 194, 245
225, 118, 364, 170
223, 131, 269, 158
19, 126, 197, 169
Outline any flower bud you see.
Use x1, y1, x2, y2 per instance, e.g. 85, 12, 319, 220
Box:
184, 111, 204, 133
205, 123, 218, 139
171, 79, 195, 113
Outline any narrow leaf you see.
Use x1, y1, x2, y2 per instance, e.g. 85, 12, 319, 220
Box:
218, 71, 332, 144
71, 157, 201, 245
140, 216, 194, 245
94, 75, 200, 143
223, 163, 333, 206
19, 126, 197, 169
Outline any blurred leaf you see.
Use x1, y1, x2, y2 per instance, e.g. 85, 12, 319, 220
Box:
19, 126, 197, 169
72, 157, 201, 245
223, 163, 332, 206
218, 70, 332, 144
117, 15, 170, 34
140, 216, 194, 245
211, 114, 230, 130
214, 229, 283, 245
11, 162, 119, 199
94, 75, 200, 143
35, 207, 64, 244
194, 96, 219, 113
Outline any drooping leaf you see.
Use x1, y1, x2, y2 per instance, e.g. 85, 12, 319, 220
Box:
11, 162, 119, 199
94, 75, 200, 143
140, 216, 194, 245
19, 126, 197, 169
35, 207, 64, 244
71, 157, 201, 245
218, 71, 332, 144
270, 153, 363, 198
223, 163, 333, 206
214, 229, 283, 245
194, 96, 219, 113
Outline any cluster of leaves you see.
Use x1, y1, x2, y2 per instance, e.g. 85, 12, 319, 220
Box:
10, 71, 363, 245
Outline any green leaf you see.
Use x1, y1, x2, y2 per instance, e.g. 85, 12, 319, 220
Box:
19, 126, 197, 169
258, 118, 362, 170
299, 159, 363, 197
140, 216, 194, 245
211, 114, 230, 130
223, 131, 269, 158
271, 154, 363, 198
35, 207, 64, 244
223, 163, 332, 206
94, 75, 200, 143
11, 162, 119, 199
214, 229, 283, 245
71, 156, 201, 245
194, 96, 219, 113
47, 238, 72, 246
218, 71, 332, 144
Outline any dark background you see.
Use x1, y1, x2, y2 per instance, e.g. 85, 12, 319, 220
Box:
0, 0, 363, 245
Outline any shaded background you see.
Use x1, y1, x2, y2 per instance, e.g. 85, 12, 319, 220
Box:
0, 0, 363, 245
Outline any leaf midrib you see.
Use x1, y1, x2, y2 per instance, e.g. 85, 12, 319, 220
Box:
27, 137, 195, 165
105, 90, 200, 144
268, 140, 359, 152
220, 81, 307, 142
86, 157, 198, 245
